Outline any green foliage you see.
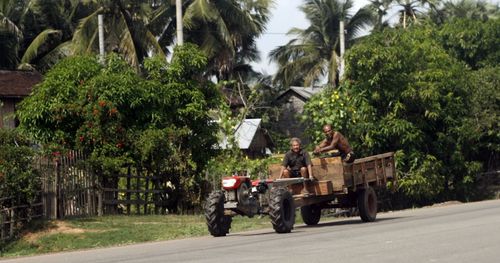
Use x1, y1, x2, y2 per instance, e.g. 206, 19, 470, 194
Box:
17, 44, 222, 211
438, 18, 500, 69
461, 66, 500, 170
0, 129, 40, 206
17, 56, 102, 150
304, 25, 490, 204
205, 101, 280, 188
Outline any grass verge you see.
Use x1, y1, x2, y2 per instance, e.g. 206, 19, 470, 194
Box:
0, 214, 276, 258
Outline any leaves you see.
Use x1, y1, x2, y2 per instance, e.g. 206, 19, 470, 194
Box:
303, 23, 496, 204
0, 129, 40, 206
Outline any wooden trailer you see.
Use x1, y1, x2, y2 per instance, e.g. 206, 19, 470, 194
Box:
267, 152, 397, 221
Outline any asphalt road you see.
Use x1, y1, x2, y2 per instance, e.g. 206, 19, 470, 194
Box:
2, 199, 500, 263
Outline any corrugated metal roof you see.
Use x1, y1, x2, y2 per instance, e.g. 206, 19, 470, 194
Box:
275, 86, 323, 102
289, 86, 323, 99
220, 118, 262, 149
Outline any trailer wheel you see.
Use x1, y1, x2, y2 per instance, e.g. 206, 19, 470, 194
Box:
269, 187, 295, 233
357, 186, 377, 222
205, 191, 232, 236
301, 205, 321, 225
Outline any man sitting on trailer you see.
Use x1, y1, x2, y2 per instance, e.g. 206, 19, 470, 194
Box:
279, 137, 315, 196
313, 124, 355, 163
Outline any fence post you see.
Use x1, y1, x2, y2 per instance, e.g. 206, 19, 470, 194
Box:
1, 210, 5, 241
9, 208, 14, 238
97, 186, 103, 217
51, 159, 59, 219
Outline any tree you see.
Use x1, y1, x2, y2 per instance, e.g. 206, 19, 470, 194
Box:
0, 0, 24, 69
17, 44, 222, 212
0, 0, 77, 71
71, 0, 166, 71
304, 25, 481, 204
0, 129, 40, 207
181, 0, 273, 81
269, 0, 373, 88
438, 18, 500, 69
368, 0, 393, 31
462, 66, 499, 173
430, 0, 500, 24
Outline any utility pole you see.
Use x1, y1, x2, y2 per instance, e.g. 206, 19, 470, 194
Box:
176, 0, 184, 45
339, 20, 345, 81
98, 14, 105, 63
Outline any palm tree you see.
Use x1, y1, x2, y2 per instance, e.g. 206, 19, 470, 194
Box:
182, 0, 274, 81
0, 0, 77, 71
368, 0, 393, 31
269, 0, 373, 88
430, 0, 500, 24
390, 0, 442, 28
0, 0, 24, 69
71, 0, 166, 71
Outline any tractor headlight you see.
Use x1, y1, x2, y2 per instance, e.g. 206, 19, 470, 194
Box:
222, 178, 237, 188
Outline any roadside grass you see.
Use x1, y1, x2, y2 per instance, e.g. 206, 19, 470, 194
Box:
0, 214, 280, 258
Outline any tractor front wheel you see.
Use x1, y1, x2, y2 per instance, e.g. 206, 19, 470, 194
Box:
269, 187, 295, 233
205, 191, 232, 236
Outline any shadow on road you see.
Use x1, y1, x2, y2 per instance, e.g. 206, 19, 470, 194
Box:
228, 217, 403, 237
296, 216, 402, 229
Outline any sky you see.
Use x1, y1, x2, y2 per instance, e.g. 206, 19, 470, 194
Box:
251, 0, 500, 75
251, 0, 369, 75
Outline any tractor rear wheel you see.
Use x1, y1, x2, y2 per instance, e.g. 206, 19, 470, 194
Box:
357, 186, 377, 222
269, 187, 295, 233
205, 191, 232, 236
301, 204, 321, 225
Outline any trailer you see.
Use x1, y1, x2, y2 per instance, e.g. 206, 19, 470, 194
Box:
205, 152, 396, 236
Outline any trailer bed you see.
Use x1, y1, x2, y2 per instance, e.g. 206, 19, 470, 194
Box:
268, 152, 396, 196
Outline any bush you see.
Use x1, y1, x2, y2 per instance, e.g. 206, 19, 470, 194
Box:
0, 129, 40, 206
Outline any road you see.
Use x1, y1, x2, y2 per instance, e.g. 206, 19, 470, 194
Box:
2, 199, 500, 263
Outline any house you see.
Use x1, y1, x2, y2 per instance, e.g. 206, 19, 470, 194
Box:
219, 118, 274, 158
273, 86, 323, 145
0, 70, 42, 128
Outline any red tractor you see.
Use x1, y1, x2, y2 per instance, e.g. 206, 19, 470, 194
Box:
205, 152, 396, 236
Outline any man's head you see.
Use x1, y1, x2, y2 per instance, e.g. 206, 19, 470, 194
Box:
290, 137, 301, 153
323, 124, 333, 139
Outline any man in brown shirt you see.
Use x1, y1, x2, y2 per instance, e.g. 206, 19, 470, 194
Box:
313, 124, 355, 163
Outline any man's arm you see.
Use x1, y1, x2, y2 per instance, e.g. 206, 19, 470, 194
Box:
314, 139, 328, 154
318, 133, 339, 152
279, 166, 285, 179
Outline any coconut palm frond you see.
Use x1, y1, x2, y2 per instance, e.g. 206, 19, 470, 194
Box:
35, 41, 74, 73
270, 0, 372, 86
146, 30, 166, 57
72, 8, 101, 54
0, 29, 19, 68
185, 0, 216, 25
118, 19, 139, 70
149, 3, 174, 36
0, 14, 22, 39
21, 29, 62, 64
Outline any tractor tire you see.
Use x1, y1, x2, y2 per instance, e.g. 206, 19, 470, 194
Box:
205, 191, 232, 237
269, 187, 295, 233
357, 186, 377, 222
300, 205, 321, 225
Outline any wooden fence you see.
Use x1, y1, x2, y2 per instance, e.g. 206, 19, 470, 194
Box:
2, 151, 175, 241
0, 196, 43, 242
38, 151, 172, 217
35, 151, 100, 219
103, 167, 173, 215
